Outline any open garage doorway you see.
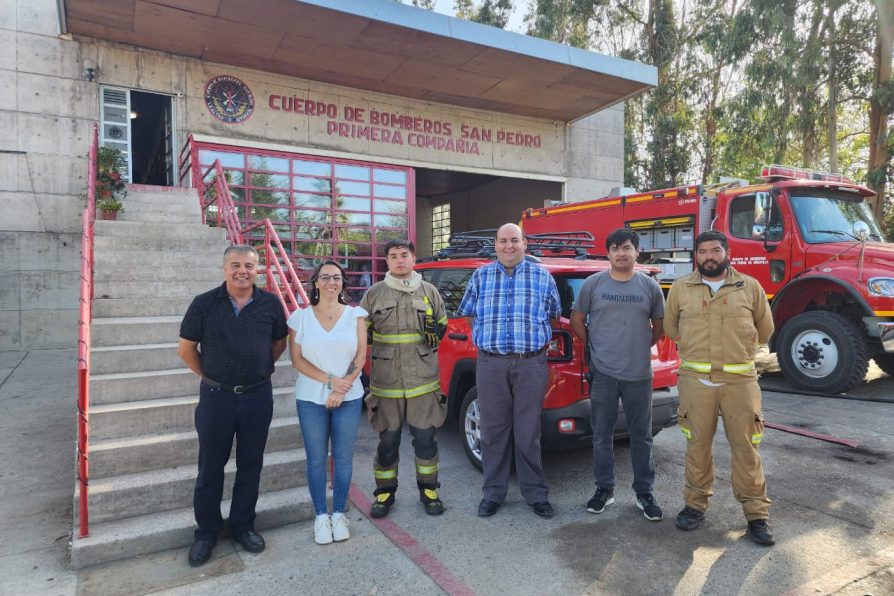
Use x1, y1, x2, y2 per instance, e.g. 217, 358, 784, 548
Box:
414, 168, 563, 258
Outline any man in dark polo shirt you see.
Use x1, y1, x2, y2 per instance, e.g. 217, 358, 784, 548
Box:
178, 244, 288, 567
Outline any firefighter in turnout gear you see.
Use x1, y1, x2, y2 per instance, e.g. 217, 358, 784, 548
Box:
360, 240, 448, 517
664, 230, 776, 546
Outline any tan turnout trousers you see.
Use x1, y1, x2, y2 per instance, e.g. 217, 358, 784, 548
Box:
677, 374, 771, 521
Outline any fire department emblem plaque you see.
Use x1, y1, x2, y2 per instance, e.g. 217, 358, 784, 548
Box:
204, 75, 254, 124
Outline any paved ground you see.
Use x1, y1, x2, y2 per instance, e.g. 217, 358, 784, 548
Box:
1, 349, 893, 595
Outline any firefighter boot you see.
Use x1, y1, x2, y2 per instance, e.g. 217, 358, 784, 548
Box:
416, 456, 443, 515
372, 457, 398, 518
371, 487, 396, 518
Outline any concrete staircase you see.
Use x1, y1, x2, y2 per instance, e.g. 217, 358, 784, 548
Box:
71, 185, 311, 569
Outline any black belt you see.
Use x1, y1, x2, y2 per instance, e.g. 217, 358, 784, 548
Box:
202, 377, 270, 394
481, 346, 547, 359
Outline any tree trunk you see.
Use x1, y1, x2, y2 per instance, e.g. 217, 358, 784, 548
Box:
827, 3, 838, 173
868, 0, 893, 220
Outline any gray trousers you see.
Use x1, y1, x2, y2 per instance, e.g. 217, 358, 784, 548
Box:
476, 350, 549, 504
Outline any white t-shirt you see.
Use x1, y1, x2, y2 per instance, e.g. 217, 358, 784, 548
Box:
287, 304, 368, 405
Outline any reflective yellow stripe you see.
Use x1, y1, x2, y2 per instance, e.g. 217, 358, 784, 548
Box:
680, 427, 692, 440
416, 463, 438, 474
681, 360, 711, 373
751, 433, 763, 445
370, 379, 441, 399
437, 316, 448, 325
374, 468, 397, 479
372, 332, 423, 344
681, 360, 755, 374
723, 362, 755, 374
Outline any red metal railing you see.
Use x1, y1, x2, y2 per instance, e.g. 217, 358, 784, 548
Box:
76, 123, 99, 538
194, 158, 308, 314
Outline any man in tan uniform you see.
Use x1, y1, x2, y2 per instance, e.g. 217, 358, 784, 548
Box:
664, 230, 776, 546
360, 240, 448, 518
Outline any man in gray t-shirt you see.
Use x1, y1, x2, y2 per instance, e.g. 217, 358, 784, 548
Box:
571, 228, 665, 522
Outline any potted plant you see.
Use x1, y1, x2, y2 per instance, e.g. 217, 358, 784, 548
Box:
95, 147, 127, 220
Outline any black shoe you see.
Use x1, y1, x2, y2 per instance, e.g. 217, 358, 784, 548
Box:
419, 485, 445, 516
233, 530, 265, 553
586, 487, 614, 514
371, 489, 396, 518
635, 493, 664, 522
477, 499, 500, 517
747, 519, 775, 546
188, 539, 216, 567
531, 501, 554, 518
675, 506, 705, 531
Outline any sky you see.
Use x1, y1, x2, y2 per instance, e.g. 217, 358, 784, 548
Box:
430, 0, 527, 33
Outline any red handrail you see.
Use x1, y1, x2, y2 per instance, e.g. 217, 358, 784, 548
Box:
192, 157, 307, 315
76, 123, 99, 538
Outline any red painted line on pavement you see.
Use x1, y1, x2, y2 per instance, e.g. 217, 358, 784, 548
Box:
765, 422, 860, 448
349, 484, 475, 596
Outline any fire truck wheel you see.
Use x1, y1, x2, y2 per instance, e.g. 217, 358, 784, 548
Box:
873, 353, 894, 377
777, 311, 869, 394
459, 387, 484, 471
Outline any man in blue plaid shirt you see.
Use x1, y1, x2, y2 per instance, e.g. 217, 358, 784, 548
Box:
457, 223, 561, 518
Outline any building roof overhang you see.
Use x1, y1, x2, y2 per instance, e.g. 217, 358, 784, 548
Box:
63, 0, 656, 122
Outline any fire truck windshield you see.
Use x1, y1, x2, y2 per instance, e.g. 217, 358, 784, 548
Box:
789, 191, 884, 244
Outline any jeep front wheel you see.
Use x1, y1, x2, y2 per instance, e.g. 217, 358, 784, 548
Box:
777, 311, 869, 394
459, 387, 484, 471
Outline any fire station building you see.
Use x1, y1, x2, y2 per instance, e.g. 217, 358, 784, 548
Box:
1, 0, 656, 351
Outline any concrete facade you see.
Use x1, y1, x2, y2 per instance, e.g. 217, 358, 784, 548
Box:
1, 0, 626, 350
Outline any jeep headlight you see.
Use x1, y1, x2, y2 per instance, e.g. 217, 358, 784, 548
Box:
868, 277, 894, 297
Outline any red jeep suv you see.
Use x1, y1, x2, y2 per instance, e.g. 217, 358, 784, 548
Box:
416, 231, 680, 469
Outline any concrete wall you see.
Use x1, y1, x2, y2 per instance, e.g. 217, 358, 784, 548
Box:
565, 105, 626, 201
0, 0, 626, 350
1, 1, 87, 350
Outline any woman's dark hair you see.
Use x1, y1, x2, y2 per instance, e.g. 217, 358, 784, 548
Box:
309, 260, 348, 306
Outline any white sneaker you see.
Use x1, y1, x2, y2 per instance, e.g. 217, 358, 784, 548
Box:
331, 513, 350, 542
314, 515, 333, 545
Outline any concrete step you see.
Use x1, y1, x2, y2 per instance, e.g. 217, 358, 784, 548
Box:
93, 297, 195, 318
77, 448, 307, 524
90, 360, 297, 405
91, 316, 182, 347
91, 386, 297, 440
70, 486, 316, 569
119, 211, 202, 224
91, 249, 229, 271
93, 233, 232, 253
94, 220, 226, 239
94, 265, 221, 283
89, 416, 302, 479
119, 197, 199, 212
93, 280, 218, 299
91, 343, 181, 374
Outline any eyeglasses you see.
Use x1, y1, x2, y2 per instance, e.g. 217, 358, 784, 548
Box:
318, 275, 343, 283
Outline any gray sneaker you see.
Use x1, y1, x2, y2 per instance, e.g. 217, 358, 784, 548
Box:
635, 493, 663, 521
586, 487, 614, 514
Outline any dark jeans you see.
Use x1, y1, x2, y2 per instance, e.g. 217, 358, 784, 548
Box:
475, 350, 549, 505
590, 368, 655, 494
194, 380, 273, 541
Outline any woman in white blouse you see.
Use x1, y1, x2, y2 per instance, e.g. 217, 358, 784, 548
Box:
288, 260, 368, 545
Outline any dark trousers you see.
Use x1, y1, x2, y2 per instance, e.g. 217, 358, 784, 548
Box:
475, 350, 549, 504
193, 380, 273, 541
589, 368, 655, 494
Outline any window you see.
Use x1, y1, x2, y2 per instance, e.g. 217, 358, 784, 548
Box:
432, 203, 451, 253
420, 268, 473, 317
194, 143, 412, 298
729, 195, 784, 242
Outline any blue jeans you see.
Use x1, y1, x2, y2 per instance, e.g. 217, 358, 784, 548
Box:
590, 368, 655, 494
296, 398, 363, 515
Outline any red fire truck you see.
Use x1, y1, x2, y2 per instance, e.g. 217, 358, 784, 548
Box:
522, 165, 894, 394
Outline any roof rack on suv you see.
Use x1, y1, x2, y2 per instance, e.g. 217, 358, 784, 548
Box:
429, 229, 595, 260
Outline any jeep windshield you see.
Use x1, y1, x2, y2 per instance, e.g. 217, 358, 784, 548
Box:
789, 190, 884, 243
420, 267, 590, 319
